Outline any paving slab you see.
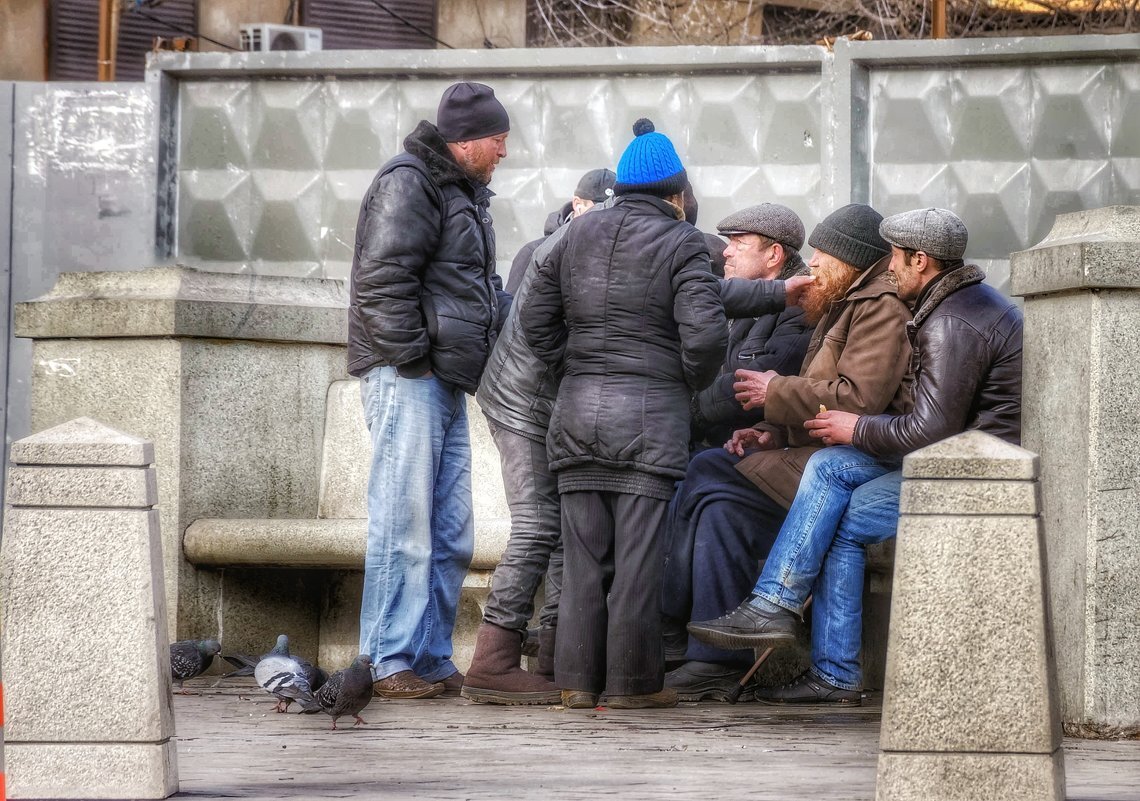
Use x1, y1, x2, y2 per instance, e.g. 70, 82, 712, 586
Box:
171, 679, 1140, 801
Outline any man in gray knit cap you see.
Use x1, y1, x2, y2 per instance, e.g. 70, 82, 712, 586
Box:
663, 203, 913, 701
688, 207, 1022, 706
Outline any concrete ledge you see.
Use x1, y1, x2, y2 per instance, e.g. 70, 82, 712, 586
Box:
899, 478, 1040, 516
184, 517, 510, 571
876, 750, 1065, 801
902, 431, 1038, 481
9, 416, 154, 466
7, 464, 158, 508
7, 740, 179, 800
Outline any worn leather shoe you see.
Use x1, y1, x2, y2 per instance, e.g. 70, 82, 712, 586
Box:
665, 660, 752, 702
686, 600, 799, 650
561, 690, 599, 709
604, 688, 679, 709
373, 670, 444, 699
755, 670, 862, 706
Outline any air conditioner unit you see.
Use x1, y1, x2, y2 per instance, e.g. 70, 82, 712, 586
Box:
240, 24, 323, 52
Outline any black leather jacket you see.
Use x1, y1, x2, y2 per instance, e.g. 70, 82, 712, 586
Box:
347, 121, 511, 393
854, 264, 1023, 455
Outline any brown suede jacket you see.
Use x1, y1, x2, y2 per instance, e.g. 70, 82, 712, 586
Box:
734, 256, 914, 507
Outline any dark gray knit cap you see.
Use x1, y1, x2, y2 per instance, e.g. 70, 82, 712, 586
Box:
807, 203, 890, 271
716, 203, 806, 252
879, 207, 968, 261
437, 82, 510, 143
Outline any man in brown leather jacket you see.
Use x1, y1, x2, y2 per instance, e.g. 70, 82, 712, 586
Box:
662, 204, 913, 702
688, 207, 1023, 706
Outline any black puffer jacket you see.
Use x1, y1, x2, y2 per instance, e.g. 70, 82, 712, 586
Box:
520, 194, 728, 482
854, 264, 1023, 454
347, 120, 511, 393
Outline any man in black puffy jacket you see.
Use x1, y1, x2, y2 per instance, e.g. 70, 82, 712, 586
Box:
520, 119, 727, 709
348, 82, 512, 701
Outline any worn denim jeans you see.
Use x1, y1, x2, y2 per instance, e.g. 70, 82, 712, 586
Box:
750, 446, 892, 614
482, 418, 563, 632
810, 469, 901, 691
358, 365, 474, 683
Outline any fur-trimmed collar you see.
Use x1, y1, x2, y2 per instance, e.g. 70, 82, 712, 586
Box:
403, 120, 475, 191
913, 264, 986, 327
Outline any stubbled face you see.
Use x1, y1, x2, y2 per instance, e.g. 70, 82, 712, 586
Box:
888, 246, 923, 302
456, 132, 509, 185
723, 233, 779, 281
801, 249, 860, 324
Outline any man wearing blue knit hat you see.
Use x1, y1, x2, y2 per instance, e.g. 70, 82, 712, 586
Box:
519, 119, 727, 709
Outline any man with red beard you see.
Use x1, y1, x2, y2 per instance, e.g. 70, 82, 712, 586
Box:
661, 203, 913, 702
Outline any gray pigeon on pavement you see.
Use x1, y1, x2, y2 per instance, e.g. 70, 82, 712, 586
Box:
314, 654, 374, 730
254, 634, 320, 713
170, 639, 221, 693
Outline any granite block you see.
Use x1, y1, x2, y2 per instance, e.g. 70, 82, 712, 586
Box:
6, 740, 178, 800
7, 464, 157, 508
876, 750, 1064, 801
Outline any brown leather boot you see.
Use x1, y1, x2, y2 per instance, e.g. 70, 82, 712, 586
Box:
534, 626, 556, 681
460, 623, 562, 705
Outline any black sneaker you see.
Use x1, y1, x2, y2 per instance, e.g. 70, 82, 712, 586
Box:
755, 670, 862, 706
665, 660, 753, 702
686, 600, 799, 650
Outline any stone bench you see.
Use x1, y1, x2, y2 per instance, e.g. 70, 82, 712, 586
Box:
183, 378, 511, 672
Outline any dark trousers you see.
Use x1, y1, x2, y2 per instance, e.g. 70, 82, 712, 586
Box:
482, 419, 563, 631
555, 490, 669, 696
660, 447, 787, 667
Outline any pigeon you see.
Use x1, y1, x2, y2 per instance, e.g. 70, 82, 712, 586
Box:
254, 634, 320, 713
170, 639, 221, 693
226, 641, 328, 695
314, 654, 374, 730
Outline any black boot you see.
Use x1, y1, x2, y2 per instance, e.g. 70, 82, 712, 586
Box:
534, 626, 556, 681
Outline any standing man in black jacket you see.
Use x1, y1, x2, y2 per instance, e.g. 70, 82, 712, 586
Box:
348, 82, 512, 701
688, 208, 1023, 705
521, 119, 727, 709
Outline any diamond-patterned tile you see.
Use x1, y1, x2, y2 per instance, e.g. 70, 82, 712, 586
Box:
179, 82, 250, 170
249, 171, 323, 262
540, 80, 619, 169
871, 164, 954, 218
321, 170, 374, 266
178, 170, 251, 261
1028, 160, 1112, 248
1110, 63, 1140, 157
1029, 64, 1111, 160
756, 73, 822, 166
869, 71, 952, 164
323, 82, 399, 170
946, 67, 1031, 161
950, 161, 1031, 259
249, 81, 325, 170
687, 77, 763, 165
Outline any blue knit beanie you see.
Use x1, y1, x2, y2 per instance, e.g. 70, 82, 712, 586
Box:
614, 118, 687, 198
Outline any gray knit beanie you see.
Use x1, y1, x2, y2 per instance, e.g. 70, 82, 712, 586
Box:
716, 203, 806, 252
807, 204, 890, 271
879, 208, 968, 261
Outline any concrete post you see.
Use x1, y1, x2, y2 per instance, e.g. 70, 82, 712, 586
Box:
1010, 205, 1140, 736
0, 417, 177, 799
875, 431, 1064, 801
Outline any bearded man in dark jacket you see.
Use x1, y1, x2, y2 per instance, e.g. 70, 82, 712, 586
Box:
520, 119, 727, 709
348, 82, 512, 701
689, 208, 1023, 706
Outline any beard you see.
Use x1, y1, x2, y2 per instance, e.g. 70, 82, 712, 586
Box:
460, 151, 495, 185
800, 262, 861, 325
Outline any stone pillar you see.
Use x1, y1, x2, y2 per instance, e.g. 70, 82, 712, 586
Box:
1010, 205, 1140, 736
14, 266, 349, 660
875, 431, 1064, 801
1, 418, 177, 799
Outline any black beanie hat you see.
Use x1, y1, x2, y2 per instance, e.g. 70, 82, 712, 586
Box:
807, 204, 891, 271
437, 82, 510, 143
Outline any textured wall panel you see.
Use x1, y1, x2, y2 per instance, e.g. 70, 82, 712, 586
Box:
175, 69, 824, 279
867, 58, 1140, 293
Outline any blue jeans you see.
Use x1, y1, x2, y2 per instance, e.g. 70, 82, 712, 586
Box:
751, 446, 892, 615
358, 366, 475, 683
810, 470, 901, 691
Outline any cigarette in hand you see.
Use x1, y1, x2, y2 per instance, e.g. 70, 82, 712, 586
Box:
819, 404, 827, 414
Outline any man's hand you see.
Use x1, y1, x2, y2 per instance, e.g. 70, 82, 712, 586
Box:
805, 409, 859, 446
784, 275, 816, 307
733, 369, 778, 411
724, 427, 776, 457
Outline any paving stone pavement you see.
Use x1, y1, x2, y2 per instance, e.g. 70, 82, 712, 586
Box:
173, 679, 1140, 800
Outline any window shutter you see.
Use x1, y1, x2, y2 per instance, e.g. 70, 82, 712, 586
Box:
50, 0, 198, 82
303, 0, 437, 49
